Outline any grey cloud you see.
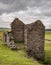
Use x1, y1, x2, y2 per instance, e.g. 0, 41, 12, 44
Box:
0, 19, 10, 28
0, 0, 51, 28
0, 0, 51, 13
0, 0, 41, 13
0, 0, 14, 4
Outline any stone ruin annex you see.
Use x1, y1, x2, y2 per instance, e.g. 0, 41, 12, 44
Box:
3, 32, 17, 49
2, 18, 45, 60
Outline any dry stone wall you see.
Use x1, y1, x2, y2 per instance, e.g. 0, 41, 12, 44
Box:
24, 20, 45, 60
3, 32, 17, 50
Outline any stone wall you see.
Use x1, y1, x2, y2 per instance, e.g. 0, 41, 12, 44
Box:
24, 20, 45, 60
3, 32, 17, 50
2, 32, 7, 44
11, 18, 25, 42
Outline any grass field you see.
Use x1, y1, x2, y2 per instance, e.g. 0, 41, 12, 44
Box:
45, 31, 51, 40
0, 31, 51, 65
0, 41, 42, 65
44, 43, 51, 65
0, 32, 3, 39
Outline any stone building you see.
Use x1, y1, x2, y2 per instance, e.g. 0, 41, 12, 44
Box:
3, 18, 45, 60
3, 32, 17, 49
24, 20, 45, 60
11, 18, 25, 42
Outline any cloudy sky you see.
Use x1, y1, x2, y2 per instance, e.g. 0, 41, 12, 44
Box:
0, 0, 51, 29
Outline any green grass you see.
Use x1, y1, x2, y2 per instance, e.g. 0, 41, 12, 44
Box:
43, 43, 51, 65
45, 31, 51, 40
0, 41, 42, 65
42, 31, 51, 65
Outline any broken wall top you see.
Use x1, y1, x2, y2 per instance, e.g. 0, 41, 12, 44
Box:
25, 20, 45, 30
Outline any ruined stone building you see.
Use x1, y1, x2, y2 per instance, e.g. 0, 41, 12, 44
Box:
3, 18, 45, 60
24, 20, 45, 60
11, 18, 45, 60
11, 18, 25, 42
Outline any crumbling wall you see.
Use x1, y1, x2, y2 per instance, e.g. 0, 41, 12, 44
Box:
24, 20, 45, 60
2, 32, 7, 44
3, 32, 17, 50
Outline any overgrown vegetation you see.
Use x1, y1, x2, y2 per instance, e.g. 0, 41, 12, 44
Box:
42, 31, 51, 65
42, 43, 51, 65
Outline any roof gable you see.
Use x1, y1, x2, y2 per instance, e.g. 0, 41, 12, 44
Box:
11, 18, 25, 26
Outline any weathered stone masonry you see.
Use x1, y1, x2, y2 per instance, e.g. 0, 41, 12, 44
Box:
3, 32, 17, 49
24, 20, 45, 60
11, 18, 25, 42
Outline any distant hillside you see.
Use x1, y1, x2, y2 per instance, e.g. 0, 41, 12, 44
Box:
0, 28, 51, 32
0, 28, 11, 32
45, 29, 51, 31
